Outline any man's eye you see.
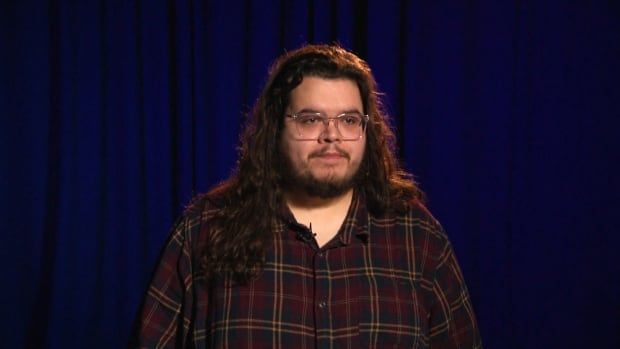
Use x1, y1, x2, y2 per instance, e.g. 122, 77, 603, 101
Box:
299, 115, 320, 124
342, 115, 360, 125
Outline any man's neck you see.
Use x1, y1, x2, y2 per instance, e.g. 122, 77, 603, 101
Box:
284, 188, 354, 211
284, 189, 354, 248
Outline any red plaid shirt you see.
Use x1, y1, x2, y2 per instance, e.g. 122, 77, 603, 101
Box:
132, 191, 482, 348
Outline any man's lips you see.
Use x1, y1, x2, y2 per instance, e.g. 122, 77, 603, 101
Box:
317, 153, 344, 159
309, 149, 350, 160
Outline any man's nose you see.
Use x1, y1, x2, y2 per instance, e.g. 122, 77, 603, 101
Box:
318, 119, 342, 143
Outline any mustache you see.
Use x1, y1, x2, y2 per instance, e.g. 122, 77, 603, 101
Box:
308, 147, 350, 160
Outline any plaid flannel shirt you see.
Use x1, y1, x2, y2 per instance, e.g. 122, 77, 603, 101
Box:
132, 190, 482, 348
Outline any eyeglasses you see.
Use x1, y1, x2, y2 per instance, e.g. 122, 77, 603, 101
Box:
285, 111, 369, 141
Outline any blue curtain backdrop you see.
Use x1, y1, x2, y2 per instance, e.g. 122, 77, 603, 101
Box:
1, 1, 619, 348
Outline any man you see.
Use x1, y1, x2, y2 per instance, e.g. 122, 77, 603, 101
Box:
132, 44, 482, 348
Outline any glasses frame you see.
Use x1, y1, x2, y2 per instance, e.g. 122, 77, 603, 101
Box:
285, 112, 370, 141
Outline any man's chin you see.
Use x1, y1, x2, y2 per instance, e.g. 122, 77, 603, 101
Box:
298, 175, 356, 199
279, 157, 363, 199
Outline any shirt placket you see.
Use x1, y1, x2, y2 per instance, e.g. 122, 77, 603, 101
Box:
314, 246, 331, 348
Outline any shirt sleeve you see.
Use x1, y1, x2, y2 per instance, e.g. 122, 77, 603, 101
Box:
429, 240, 482, 348
130, 216, 197, 348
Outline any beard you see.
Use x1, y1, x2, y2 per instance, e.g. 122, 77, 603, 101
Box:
279, 147, 365, 199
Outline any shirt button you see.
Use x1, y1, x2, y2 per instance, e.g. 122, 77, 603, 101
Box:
317, 252, 324, 258
318, 301, 327, 308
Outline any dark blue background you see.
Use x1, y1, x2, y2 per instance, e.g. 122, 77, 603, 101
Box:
1, 1, 619, 348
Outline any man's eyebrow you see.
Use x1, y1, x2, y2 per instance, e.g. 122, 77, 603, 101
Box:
296, 108, 322, 113
341, 109, 363, 114
295, 108, 363, 114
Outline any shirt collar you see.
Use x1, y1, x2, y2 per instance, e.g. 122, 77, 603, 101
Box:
277, 188, 369, 245
339, 188, 369, 245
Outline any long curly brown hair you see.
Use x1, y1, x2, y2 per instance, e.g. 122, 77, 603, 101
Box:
198, 44, 423, 284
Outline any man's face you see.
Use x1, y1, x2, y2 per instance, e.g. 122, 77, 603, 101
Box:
280, 76, 367, 198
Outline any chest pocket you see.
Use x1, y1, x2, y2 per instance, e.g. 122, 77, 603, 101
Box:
356, 274, 428, 348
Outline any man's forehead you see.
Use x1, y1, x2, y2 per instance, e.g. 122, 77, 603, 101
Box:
287, 77, 363, 112
290, 76, 361, 95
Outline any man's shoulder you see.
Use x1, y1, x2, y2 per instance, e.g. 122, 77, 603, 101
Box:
181, 192, 226, 225
406, 201, 445, 234
371, 200, 450, 245
365, 200, 457, 273
165, 193, 225, 253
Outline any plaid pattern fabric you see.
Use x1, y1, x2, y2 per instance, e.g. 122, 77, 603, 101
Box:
132, 191, 482, 348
